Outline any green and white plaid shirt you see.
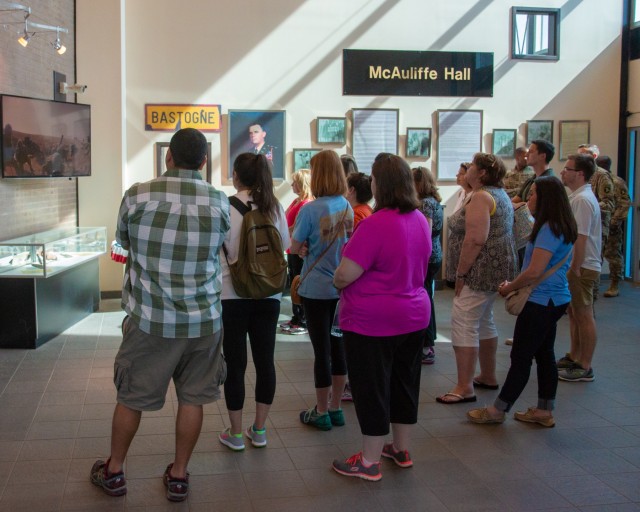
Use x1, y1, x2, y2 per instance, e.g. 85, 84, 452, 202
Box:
116, 169, 230, 338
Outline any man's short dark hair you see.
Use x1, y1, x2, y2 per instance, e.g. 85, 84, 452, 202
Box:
568, 153, 596, 181
596, 155, 612, 171
531, 139, 555, 164
169, 128, 207, 170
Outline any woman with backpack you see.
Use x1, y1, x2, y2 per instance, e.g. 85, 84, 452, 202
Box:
291, 150, 353, 430
218, 153, 290, 451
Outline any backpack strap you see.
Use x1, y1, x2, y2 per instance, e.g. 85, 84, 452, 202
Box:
222, 196, 253, 261
229, 195, 252, 216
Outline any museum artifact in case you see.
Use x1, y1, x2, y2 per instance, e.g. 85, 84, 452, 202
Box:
0, 227, 106, 278
0, 227, 106, 348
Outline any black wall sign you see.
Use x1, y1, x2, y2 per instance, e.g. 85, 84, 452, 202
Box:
343, 49, 494, 97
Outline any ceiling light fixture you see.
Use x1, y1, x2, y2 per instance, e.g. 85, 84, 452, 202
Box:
52, 28, 66, 54
0, 2, 67, 54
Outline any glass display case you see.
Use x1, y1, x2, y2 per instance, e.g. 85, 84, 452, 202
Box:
0, 227, 106, 279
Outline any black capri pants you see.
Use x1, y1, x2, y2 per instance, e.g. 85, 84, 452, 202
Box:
302, 297, 347, 388
222, 298, 280, 411
344, 329, 425, 436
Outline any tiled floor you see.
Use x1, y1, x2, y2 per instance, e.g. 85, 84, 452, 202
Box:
0, 281, 639, 511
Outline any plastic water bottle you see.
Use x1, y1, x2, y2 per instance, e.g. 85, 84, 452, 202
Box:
330, 300, 343, 337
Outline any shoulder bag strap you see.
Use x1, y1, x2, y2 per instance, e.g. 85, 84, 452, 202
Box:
530, 249, 572, 288
299, 205, 349, 285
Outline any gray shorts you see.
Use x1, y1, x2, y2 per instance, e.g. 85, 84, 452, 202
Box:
114, 316, 226, 411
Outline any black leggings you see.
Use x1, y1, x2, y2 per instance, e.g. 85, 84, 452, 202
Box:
287, 253, 306, 326
302, 297, 347, 388
496, 300, 568, 412
222, 299, 280, 410
424, 261, 441, 347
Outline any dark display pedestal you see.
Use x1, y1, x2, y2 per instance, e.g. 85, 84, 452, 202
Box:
0, 258, 100, 349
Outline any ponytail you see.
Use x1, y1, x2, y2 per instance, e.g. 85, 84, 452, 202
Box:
233, 153, 278, 219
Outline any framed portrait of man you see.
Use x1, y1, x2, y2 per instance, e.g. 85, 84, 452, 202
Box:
227, 110, 286, 183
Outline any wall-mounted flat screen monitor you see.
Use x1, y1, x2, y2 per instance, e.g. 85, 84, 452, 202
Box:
1, 94, 91, 178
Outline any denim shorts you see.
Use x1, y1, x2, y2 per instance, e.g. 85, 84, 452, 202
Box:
114, 316, 225, 411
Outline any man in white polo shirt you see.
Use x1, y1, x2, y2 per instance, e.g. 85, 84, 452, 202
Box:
558, 153, 601, 382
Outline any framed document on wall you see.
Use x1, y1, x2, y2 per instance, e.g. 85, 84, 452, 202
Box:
559, 120, 590, 160
436, 110, 483, 181
351, 108, 399, 173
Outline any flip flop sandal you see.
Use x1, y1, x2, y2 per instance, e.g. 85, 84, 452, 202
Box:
436, 392, 477, 404
473, 380, 499, 390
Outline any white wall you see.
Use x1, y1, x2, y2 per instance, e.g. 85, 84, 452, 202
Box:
77, 0, 624, 292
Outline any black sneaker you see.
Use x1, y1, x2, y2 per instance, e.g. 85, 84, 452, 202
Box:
163, 463, 190, 502
90, 459, 127, 497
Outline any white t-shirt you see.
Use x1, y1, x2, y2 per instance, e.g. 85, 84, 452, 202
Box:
569, 184, 602, 273
220, 190, 290, 300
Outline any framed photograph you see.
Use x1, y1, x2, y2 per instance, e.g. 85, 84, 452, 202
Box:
316, 117, 346, 145
406, 128, 432, 158
352, 108, 399, 173
559, 120, 590, 160
526, 120, 554, 146
155, 141, 212, 182
227, 110, 286, 183
292, 148, 321, 172
436, 109, 483, 181
492, 129, 517, 158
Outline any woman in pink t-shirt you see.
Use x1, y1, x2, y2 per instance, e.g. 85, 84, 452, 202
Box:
281, 169, 313, 335
331, 153, 431, 482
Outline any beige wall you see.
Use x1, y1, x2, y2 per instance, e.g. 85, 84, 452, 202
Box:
76, 0, 125, 294
76, 0, 624, 292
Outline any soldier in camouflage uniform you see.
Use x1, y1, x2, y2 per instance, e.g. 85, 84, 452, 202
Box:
503, 147, 535, 198
577, 145, 614, 301
597, 156, 632, 297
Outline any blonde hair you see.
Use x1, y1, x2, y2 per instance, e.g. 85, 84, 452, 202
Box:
292, 168, 313, 201
310, 150, 347, 197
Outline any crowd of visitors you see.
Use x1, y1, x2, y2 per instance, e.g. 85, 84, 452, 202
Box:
93, 128, 626, 499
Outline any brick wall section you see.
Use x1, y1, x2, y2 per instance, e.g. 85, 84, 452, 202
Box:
0, 0, 77, 240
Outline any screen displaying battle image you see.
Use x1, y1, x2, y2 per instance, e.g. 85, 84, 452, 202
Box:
1, 95, 91, 178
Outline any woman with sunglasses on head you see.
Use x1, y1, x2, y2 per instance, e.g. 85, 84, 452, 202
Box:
438, 152, 517, 404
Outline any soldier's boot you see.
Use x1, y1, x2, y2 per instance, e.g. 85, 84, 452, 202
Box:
604, 280, 619, 298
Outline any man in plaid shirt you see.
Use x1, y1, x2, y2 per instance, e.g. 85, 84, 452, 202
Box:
91, 128, 230, 502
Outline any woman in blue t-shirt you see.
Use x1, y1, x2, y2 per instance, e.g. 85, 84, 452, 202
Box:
291, 150, 353, 430
467, 176, 577, 428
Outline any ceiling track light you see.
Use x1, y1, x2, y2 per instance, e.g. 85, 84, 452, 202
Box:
52, 28, 66, 54
0, 1, 67, 54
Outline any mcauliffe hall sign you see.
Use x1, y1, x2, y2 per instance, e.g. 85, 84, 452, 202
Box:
342, 49, 494, 97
